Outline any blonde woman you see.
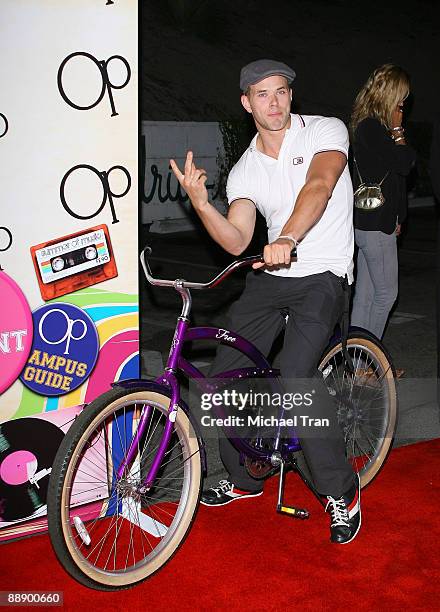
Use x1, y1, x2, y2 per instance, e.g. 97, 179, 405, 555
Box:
350, 64, 416, 341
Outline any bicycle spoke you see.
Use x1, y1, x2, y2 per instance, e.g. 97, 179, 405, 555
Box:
53, 391, 201, 587
319, 335, 396, 487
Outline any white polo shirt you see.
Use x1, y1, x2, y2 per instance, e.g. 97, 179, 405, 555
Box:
226, 114, 354, 282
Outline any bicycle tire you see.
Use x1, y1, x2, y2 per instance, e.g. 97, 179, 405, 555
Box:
48, 386, 202, 591
318, 331, 397, 488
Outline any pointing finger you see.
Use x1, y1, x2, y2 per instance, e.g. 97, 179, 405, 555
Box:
184, 151, 193, 177
169, 159, 184, 182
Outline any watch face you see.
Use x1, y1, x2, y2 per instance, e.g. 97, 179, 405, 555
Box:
0, 271, 33, 395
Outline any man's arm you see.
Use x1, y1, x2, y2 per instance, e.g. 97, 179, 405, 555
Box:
170, 151, 256, 255
253, 150, 347, 268
281, 150, 347, 239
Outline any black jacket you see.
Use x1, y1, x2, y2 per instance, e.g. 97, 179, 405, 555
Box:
352, 117, 416, 234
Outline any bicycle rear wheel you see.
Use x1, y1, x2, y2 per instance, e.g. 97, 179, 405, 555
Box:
319, 331, 397, 488
48, 387, 202, 591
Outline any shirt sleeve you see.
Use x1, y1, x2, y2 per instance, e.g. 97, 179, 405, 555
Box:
226, 161, 256, 206
356, 118, 416, 176
308, 117, 349, 158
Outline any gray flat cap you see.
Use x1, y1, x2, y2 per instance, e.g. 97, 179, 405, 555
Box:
240, 59, 296, 92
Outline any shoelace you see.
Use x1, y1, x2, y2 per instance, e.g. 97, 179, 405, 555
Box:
325, 496, 350, 527
209, 479, 233, 497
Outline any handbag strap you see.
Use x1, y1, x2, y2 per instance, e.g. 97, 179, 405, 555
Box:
354, 157, 388, 185
377, 171, 389, 185
353, 157, 363, 183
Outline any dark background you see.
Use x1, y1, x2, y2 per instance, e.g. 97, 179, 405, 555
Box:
141, 0, 439, 195
142, 0, 438, 122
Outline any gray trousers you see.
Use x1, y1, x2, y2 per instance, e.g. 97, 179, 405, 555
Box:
210, 270, 355, 497
351, 229, 398, 340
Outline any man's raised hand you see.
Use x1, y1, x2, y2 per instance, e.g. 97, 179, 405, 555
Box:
170, 151, 209, 210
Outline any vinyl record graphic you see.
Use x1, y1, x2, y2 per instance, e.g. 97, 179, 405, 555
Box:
0, 418, 64, 523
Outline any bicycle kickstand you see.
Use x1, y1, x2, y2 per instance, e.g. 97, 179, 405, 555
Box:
276, 460, 309, 519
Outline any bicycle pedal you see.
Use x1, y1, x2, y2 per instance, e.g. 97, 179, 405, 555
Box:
276, 504, 309, 519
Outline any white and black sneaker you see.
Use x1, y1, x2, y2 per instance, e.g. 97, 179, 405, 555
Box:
201, 479, 263, 506
325, 474, 361, 544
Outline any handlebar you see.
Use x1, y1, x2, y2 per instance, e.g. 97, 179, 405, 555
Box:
140, 246, 297, 290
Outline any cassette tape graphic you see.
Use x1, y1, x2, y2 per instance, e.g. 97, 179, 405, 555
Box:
31, 224, 118, 301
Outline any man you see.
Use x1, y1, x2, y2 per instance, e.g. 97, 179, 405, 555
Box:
170, 59, 360, 544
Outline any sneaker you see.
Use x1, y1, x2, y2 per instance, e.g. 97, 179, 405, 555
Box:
325, 475, 361, 544
200, 479, 263, 506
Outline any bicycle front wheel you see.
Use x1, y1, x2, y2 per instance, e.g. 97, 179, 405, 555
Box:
48, 387, 202, 591
319, 332, 397, 488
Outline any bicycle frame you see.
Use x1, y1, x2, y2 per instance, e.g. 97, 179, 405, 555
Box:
116, 321, 301, 488
116, 247, 301, 489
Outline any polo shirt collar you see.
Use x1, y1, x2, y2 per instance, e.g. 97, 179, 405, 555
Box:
248, 114, 300, 153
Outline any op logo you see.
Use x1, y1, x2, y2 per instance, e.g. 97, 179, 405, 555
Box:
0, 227, 13, 254
20, 304, 99, 396
57, 52, 131, 118
0, 113, 8, 139
60, 164, 131, 224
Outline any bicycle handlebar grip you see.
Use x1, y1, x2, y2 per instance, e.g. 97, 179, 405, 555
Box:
140, 246, 156, 284
253, 248, 297, 264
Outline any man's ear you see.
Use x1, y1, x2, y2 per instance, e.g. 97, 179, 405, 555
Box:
290, 88, 293, 101
241, 93, 252, 114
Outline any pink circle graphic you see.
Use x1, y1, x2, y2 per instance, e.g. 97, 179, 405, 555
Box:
0, 270, 33, 394
0, 450, 38, 485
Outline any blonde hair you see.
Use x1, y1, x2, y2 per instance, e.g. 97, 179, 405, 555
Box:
350, 64, 410, 134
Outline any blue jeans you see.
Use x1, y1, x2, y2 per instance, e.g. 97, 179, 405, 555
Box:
351, 229, 398, 340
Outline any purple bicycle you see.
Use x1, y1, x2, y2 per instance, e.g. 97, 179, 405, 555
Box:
48, 247, 397, 590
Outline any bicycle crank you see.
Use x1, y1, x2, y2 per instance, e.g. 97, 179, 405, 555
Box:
276, 459, 309, 519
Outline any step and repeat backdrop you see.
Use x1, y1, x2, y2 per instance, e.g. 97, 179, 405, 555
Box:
0, 1, 138, 541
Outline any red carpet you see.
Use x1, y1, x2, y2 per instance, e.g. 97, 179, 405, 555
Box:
2, 440, 440, 611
